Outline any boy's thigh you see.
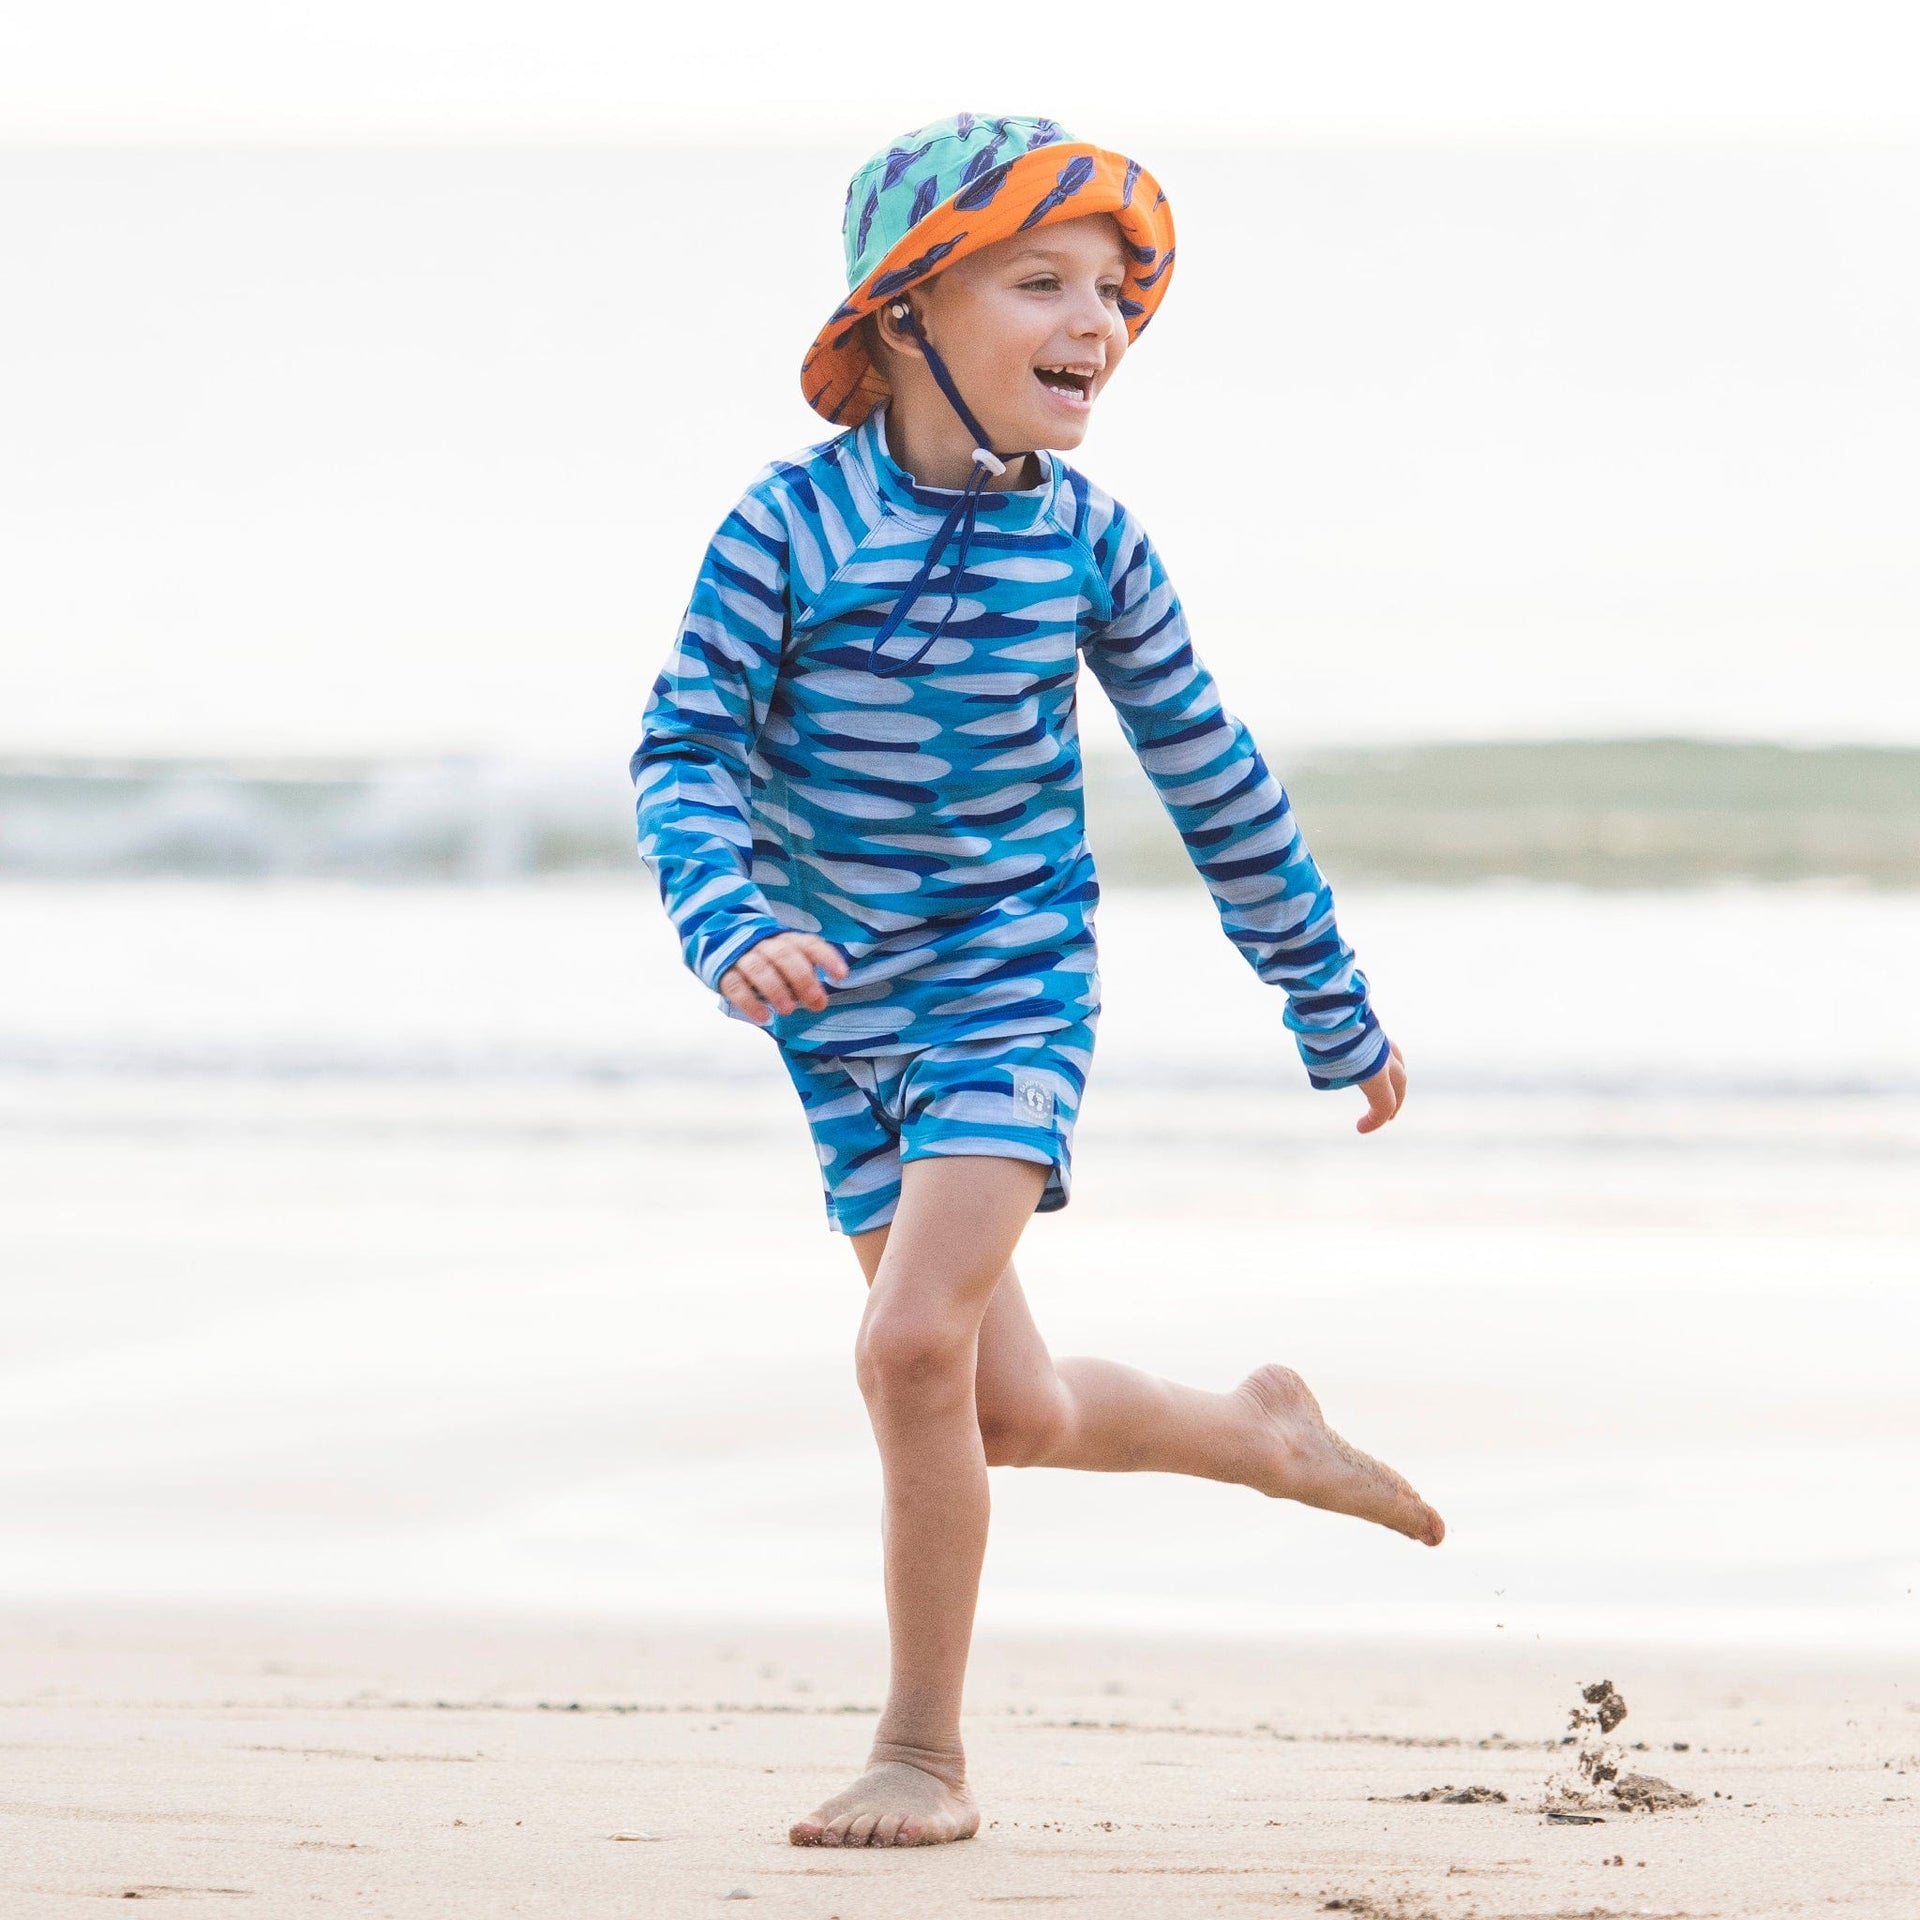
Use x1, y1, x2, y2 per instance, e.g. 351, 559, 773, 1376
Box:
776, 1022, 1095, 1238
883, 1155, 1050, 1303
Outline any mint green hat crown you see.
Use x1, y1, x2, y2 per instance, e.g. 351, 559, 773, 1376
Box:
840, 113, 1072, 290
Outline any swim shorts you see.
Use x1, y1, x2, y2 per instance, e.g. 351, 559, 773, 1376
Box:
775, 1020, 1097, 1236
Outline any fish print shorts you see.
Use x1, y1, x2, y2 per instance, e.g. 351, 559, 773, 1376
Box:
775, 1019, 1097, 1236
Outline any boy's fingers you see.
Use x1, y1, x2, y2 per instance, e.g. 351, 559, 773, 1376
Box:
735, 949, 799, 1016
1355, 1061, 1402, 1135
720, 936, 846, 1021
765, 943, 831, 1010
717, 969, 773, 1023
803, 937, 850, 979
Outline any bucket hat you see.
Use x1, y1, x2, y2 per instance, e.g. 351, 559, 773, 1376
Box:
801, 112, 1176, 429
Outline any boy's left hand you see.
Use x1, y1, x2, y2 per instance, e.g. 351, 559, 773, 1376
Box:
1355, 1041, 1408, 1135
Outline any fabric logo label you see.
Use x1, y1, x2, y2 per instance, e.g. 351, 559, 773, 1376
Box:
1010, 1069, 1057, 1124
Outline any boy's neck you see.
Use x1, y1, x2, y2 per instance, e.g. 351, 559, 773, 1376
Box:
883, 398, 1038, 494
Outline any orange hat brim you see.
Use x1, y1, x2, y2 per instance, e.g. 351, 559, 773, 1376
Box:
800, 143, 1177, 429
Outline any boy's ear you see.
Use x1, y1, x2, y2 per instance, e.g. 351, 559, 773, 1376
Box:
873, 300, 924, 359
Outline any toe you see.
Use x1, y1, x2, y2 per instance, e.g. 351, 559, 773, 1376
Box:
787, 1820, 822, 1847
845, 1810, 881, 1847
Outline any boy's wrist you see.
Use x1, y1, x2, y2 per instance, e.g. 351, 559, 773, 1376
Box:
1304, 1027, 1392, 1092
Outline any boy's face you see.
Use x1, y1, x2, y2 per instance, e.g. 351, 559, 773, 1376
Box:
909, 213, 1129, 453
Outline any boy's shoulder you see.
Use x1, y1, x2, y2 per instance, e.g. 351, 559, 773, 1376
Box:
727, 427, 880, 536
1043, 458, 1151, 583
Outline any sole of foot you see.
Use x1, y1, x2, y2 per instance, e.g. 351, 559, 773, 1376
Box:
789, 1759, 980, 1848
1238, 1363, 1446, 1546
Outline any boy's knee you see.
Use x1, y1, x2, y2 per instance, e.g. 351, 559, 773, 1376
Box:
978, 1386, 1073, 1468
855, 1307, 971, 1406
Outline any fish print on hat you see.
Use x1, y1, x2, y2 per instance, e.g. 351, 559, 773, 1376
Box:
801, 114, 1178, 429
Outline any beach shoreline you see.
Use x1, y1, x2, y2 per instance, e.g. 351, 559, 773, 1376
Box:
4, 1599, 1913, 1917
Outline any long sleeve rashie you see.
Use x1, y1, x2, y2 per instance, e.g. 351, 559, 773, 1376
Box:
631, 406, 1389, 1090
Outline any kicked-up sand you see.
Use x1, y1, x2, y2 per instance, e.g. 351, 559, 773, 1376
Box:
1, 1601, 1914, 1918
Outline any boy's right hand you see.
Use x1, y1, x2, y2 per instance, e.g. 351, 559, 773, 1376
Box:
1354, 1039, 1408, 1135
719, 932, 849, 1025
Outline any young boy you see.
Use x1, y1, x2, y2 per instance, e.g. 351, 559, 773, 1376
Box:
631, 113, 1443, 1850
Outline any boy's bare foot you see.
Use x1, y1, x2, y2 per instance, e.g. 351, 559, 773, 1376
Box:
789, 1759, 979, 1848
1235, 1363, 1446, 1546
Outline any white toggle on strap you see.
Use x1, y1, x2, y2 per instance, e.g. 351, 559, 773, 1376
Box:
971, 447, 1008, 476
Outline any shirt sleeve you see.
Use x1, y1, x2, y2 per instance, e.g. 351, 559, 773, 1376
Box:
1080, 509, 1390, 1091
629, 481, 792, 994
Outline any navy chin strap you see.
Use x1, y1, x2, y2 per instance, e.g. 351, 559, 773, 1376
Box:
867, 302, 1015, 678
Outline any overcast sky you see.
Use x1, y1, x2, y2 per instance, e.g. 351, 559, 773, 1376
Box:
3, 8, 1916, 760
4, 1, 1918, 144
7, 137, 1915, 760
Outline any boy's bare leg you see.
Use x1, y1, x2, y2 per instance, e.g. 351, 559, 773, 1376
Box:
851, 1233, 1444, 1548
789, 1153, 1050, 1850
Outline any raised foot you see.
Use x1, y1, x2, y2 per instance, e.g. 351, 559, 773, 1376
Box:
788, 1760, 979, 1849
1235, 1363, 1446, 1547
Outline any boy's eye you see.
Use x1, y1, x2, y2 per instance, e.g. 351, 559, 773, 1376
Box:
1017, 274, 1125, 300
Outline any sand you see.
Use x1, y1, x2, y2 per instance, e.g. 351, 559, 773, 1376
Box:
3, 1603, 1914, 1918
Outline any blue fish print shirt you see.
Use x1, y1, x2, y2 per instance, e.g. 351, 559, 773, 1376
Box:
631, 409, 1389, 1090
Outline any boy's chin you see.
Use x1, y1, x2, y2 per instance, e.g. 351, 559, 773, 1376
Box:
1012, 411, 1094, 454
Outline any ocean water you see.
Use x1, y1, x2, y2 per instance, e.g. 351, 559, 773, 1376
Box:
7, 741, 1920, 887
3, 876, 1917, 1649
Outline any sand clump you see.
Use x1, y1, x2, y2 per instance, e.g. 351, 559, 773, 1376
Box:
1544, 1678, 1700, 1818
1611, 1771, 1700, 1812
1371, 1784, 1508, 1804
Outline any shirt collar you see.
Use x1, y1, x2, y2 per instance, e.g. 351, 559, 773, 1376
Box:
856, 405, 1059, 526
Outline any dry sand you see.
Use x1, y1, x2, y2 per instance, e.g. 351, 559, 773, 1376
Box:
2, 1603, 1914, 1918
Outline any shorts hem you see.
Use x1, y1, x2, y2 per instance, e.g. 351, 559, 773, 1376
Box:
824, 1142, 1072, 1235
826, 1202, 896, 1237
899, 1140, 1058, 1171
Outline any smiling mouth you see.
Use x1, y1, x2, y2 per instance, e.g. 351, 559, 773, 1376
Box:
1034, 364, 1097, 404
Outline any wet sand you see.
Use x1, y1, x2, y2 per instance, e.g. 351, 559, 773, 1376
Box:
3, 1602, 1914, 1918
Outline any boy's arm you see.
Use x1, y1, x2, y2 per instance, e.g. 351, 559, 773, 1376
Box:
1081, 513, 1390, 1092
630, 489, 792, 995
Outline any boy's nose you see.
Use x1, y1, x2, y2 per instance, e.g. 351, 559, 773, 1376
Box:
1069, 293, 1115, 338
